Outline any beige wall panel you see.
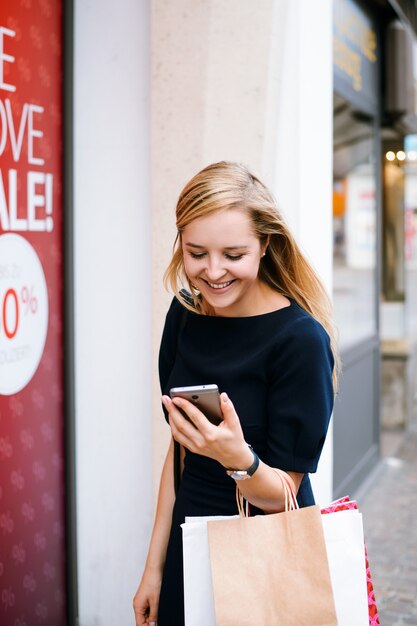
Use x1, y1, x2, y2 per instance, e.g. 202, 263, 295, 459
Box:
151, 0, 211, 486
151, 0, 282, 494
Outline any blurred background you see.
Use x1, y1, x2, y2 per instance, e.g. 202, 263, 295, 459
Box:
0, 0, 417, 624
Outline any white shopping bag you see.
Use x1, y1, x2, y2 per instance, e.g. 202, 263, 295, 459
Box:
181, 515, 238, 626
321, 509, 369, 626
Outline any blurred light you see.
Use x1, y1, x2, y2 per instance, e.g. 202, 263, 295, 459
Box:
385, 457, 404, 468
407, 150, 417, 161
386, 151, 396, 161
396, 150, 406, 161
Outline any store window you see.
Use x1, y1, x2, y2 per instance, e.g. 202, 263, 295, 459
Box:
333, 93, 378, 349
404, 135, 417, 268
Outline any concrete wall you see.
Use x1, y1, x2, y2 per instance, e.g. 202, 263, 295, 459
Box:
73, 1, 152, 624
150, 0, 284, 483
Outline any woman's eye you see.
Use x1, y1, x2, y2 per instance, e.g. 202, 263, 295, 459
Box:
188, 252, 243, 261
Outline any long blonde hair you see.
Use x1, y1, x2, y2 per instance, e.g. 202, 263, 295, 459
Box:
164, 161, 340, 390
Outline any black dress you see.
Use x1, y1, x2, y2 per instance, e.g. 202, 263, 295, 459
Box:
157, 296, 334, 626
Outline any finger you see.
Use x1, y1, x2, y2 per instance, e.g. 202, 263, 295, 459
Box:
148, 594, 159, 625
133, 607, 147, 626
171, 396, 215, 435
134, 608, 148, 626
220, 392, 240, 426
163, 396, 209, 441
163, 396, 198, 434
163, 396, 199, 430
168, 415, 199, 451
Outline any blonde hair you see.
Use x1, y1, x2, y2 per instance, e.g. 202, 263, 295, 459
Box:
164, 161, 340, 390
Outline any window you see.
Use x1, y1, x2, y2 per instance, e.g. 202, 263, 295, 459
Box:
333, 93, 377, 349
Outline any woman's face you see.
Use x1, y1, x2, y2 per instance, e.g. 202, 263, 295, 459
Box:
181, 208, 267, 317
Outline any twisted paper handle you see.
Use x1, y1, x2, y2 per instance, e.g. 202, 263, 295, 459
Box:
236, 468, 299, 517
272, 469, 299, 511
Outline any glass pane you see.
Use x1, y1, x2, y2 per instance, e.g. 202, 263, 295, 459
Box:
403, 134, 417, 336
333, 93, 377, 349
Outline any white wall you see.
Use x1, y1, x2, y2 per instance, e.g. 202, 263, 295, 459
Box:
74, 1, 152, 624
271, 0, 334, 505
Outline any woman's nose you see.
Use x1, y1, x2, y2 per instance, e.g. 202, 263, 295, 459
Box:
205, 257, 226, 281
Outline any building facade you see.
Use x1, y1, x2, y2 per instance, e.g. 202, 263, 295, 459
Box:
1, 0, 417, 624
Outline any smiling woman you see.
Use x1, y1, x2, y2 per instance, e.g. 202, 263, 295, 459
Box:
133, 161, 339, 626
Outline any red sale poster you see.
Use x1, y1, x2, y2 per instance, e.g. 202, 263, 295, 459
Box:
0, 1, 67, 624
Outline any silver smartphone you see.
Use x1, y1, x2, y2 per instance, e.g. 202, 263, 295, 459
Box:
169, 384, 223, 425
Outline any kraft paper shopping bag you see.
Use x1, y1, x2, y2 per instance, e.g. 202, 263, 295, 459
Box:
207, 505, 338, 626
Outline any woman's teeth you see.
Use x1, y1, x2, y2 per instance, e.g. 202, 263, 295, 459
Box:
207, 280, 233, 289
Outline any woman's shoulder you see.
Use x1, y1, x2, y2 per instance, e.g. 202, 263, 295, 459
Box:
166, 294, 183, 316
266, 304, 334, 376
272, 302, 332, 354
288, 302, 329, 335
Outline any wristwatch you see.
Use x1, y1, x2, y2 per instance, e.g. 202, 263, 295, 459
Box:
225, 446, 260, 481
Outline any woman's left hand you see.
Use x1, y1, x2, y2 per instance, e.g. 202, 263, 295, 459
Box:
162, 392, 253, 470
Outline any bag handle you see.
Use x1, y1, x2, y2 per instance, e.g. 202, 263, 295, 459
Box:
273, 469, 299, 511
236, 468, 299, 517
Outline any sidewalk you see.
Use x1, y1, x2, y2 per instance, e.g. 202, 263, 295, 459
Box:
358, 420, 417, 625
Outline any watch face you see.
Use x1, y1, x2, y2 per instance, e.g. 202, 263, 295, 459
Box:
230, 471, 250, 481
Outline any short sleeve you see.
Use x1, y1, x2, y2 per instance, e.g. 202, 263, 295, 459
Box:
264, 317, 334, 473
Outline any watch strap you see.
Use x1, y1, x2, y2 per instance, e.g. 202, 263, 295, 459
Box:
226, 445, 260, 478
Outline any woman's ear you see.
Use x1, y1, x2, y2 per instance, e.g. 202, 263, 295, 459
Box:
261, 235, 270, 257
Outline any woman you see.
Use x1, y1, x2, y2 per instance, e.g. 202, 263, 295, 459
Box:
133, 161, 338, 626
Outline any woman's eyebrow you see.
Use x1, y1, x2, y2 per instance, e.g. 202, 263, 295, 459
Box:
185, 242, 249, 250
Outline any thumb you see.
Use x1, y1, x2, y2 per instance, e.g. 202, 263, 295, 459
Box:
148, 606, 159, 626
220, 392, 239, 424
148, 601, 159, 625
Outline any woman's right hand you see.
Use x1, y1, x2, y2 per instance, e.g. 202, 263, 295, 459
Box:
133, 569, 162, 626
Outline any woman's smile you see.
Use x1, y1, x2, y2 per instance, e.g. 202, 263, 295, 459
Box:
204, 279, 235, 291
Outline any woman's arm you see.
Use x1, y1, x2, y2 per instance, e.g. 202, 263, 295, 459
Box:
223, 454, 304, 513
163, 393, 301, 514
133, 438, 177, 625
